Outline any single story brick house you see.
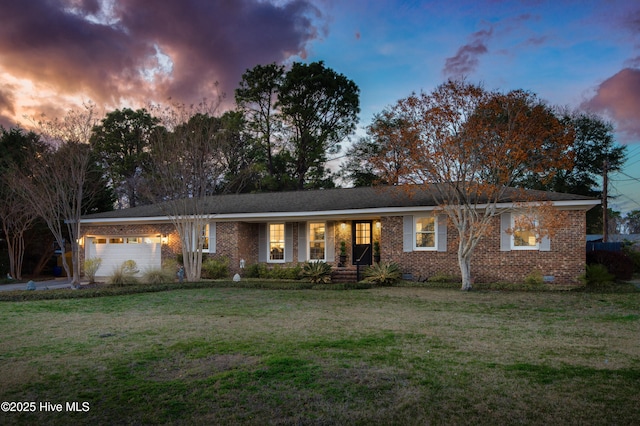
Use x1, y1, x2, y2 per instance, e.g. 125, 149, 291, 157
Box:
79, 185, 599, 284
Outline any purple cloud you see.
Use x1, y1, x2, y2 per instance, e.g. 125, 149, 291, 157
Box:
0, 0, 323, 125
582, 68, 640, 142
0, 87, 15, 116
443, 27, 493, 78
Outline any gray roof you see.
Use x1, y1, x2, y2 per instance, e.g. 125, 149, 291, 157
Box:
81, 185, 599, 222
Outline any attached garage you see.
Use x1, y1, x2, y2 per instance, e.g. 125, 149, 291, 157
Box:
85, 236, 162, 278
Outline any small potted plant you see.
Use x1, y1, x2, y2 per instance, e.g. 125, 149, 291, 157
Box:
373, 241, 381, 263
339, 241, 347, 267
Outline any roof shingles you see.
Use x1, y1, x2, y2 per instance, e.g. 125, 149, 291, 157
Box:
81, 185, 598, 221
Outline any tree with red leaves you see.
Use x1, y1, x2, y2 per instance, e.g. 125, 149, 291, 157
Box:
369, 80, 574, 290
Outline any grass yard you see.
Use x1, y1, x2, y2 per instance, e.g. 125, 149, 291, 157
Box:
0, 286, 639, 425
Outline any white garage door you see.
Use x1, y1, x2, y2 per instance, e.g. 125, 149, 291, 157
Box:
86, 236, 162, 278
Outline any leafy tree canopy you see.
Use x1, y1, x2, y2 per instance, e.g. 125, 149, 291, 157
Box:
90, 108, 161, 208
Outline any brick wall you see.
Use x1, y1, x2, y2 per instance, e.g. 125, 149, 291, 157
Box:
83, 211, 587, 285
381, 210, 586, 285
207, 222, 259, 275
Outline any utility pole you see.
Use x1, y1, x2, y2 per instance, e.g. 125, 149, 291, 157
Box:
602, 159, 608, 243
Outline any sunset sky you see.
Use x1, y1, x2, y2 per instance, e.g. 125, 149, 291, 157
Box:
1, 0, 639, 213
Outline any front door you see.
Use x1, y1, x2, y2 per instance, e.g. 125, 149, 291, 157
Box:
352, 221, 372, 266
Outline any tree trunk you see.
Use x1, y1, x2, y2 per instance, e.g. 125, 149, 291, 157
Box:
11, 233, 25, 280
6, 235, 18, 280
59, 241, 72, 284
458, 252, 473, 291
182, 247, 203, 282
71, 240, 81, 286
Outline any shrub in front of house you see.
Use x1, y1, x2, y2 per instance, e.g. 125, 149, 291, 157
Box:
201, 256, 230, 279
244, 263, 267, 278
581, 263, 616, 289
83, 257, 102, 284
426, 274, 461, 283
586, 250, 634, 281
143, 268, 175, 284
244, 263, 303, 280
302, 261, 332, 284
109, 260, 139, 286
269, 264, 303, 280
362, 262, 402, 286
523, 270, 545, 289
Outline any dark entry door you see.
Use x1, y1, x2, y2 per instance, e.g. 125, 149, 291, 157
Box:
352, 221, 372, 266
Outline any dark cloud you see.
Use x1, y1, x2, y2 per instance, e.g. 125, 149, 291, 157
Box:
0, 87, 15, 116
442, 13, 544, 79
443, 27, 493, 78
524, 36, 547, 47
582, 68, 640, 142
0, 0, 323, 124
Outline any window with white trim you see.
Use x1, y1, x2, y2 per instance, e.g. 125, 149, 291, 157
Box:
309, 222, 325, 260
511, 214, 539, 250
269, 223, 285, 262
414, 215, 437, 250
202, 223, 210, 252
188, 223, 210, 252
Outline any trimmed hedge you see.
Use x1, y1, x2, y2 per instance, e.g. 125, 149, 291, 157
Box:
0, 279, 377, 302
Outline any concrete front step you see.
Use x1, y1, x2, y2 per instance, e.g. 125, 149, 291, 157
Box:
331, 268, 366, 283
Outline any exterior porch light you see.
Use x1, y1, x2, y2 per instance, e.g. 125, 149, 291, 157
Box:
161, 235, 168, 245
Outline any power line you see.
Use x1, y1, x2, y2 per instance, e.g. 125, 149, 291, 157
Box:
616, 171, 640, 183
609, 182, 640, 210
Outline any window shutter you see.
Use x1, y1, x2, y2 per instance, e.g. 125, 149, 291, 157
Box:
437, 214, 447, 252
285, 223, 294, 262
258, 223, 267, 262
326, 221, 335, 262
209, 222, 216, 254
540, 235, 551, 252
298, 222, 307, 261
500, 213, 511, 251
403, 215, 413, 252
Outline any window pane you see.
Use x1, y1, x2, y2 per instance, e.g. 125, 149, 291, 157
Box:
310, 223, 325, 241
269, 224, 285, 261
514, 230, 537, 247
416, 217, 434, 232
109, 238, 124, 244
415, 216, 435, 248
512, 214, 538, 248
355, 223, 370, 245
310, 243, 325, 260
127, 237, 141, 244
416, 232, 435, 248
309, 223, 325, 260
202, 224, 209, 250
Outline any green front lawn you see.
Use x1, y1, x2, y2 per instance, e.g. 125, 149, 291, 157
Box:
1, 286, 639, 425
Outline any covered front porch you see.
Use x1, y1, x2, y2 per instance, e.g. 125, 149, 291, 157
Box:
222, 218, 384, 278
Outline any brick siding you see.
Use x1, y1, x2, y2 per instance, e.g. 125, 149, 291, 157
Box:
381, 211, 586, 285
82, 210, 586, 284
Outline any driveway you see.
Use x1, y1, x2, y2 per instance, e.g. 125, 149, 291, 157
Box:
0, 278, 78, 292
